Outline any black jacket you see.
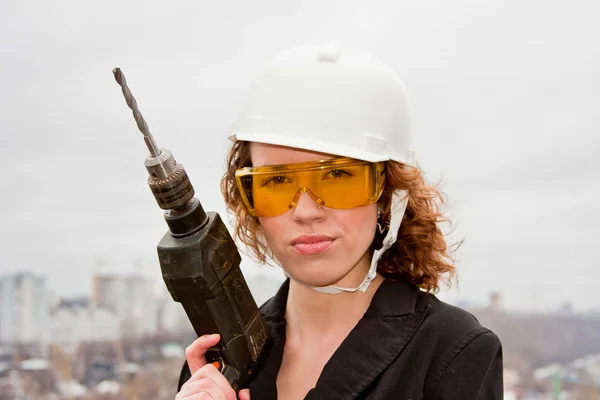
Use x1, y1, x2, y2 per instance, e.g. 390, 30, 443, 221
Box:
250, 278, 502, 399
179, 278, 503, 399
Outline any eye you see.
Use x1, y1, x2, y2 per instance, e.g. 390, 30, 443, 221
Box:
261, 175, 292, 186
323, 169, 353, 179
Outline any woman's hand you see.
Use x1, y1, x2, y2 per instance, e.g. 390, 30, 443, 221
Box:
175, 333, 251, 400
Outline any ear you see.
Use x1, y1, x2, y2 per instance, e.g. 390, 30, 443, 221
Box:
376, 202, 390, 235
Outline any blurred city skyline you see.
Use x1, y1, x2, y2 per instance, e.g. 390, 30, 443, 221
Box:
1, 0, 599, 313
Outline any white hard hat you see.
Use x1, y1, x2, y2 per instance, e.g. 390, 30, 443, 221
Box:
229, 40, 415, 166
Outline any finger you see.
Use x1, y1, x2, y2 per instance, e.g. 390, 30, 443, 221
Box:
185, 334, 221, 375
179, 364, 236, 400
238, 389, 251, 400
178, 377, 227, 400
186, 363, 236, 400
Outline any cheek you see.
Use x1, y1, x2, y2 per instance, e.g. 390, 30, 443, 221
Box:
335, 206, 378, 245
257, 216, 285, 247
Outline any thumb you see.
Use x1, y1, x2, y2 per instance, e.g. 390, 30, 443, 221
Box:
238, 389, 251, 400
185, 334, 221, 375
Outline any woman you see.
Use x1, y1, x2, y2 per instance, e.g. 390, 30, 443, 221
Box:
175, 41, 503, 400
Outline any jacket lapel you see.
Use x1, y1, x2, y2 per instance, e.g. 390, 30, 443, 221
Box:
305, 279, 430, 400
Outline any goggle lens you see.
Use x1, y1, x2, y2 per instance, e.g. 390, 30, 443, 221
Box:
235, 158, 384, 217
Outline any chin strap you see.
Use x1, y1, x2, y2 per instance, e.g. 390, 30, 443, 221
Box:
270, 189, 409, 294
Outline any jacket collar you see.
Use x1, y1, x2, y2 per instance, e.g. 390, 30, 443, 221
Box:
258, 277, 431, 399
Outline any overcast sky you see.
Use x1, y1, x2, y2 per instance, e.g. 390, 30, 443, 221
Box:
1, 0, 599, 312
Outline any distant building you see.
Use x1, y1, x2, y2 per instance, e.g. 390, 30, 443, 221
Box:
534, 353, 600, 397
503, 367, 522, 392
50, 299, 120, 345
0, 272, 50, 345
91, 274, 158, 337
488, 291, 502, 312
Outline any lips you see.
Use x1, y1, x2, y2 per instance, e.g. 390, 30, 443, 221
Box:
291, 234, 335, 255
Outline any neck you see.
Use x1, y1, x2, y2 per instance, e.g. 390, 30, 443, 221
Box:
284, 273, 384, 343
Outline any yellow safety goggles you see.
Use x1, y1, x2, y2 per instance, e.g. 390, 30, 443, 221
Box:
235, 157, 385, 217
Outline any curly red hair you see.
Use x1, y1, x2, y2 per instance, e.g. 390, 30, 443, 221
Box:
221, 140, 458, 293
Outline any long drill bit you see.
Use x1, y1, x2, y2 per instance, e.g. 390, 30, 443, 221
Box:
113, 67, 160, 158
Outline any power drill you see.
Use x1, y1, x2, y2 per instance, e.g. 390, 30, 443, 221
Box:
112, 68, 269, 391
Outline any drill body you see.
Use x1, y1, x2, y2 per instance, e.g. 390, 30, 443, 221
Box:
157, 198, 269, 389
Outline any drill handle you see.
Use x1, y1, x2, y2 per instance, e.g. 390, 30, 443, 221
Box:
215, 361, 242, 391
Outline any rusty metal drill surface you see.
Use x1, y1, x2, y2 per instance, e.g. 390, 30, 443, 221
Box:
113, 67, 160, 157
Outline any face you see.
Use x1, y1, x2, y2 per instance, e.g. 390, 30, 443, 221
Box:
250, 142, 378, 288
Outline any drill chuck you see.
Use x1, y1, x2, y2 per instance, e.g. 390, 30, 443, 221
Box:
145, 149, 195, 211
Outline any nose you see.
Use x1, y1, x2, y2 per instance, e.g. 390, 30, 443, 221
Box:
290, 188, 326, 223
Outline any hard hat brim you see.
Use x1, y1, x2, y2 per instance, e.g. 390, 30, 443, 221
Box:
229, 131, 415, 165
